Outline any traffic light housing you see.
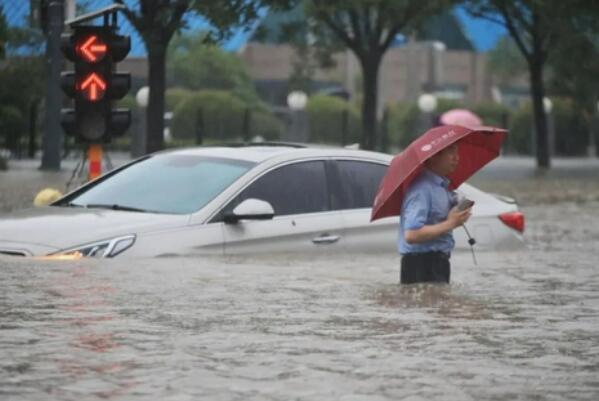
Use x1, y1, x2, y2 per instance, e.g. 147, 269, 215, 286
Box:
60, 25, 131, 143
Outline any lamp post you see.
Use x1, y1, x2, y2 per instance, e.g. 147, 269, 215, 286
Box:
134, 86, 149, 157
544, 97, 554, 157
428, 41, 446, 92
418, 93, 438, 133
286, 90, 308, 142
40, 0, 64, 170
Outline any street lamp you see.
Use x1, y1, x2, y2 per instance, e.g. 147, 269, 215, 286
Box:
136, 86, 149, 108
544, 97, 554, 157
286, 90, 308, 142
543, 97, 553, 114
418, 93, 438, 113
287, 91, 308, 111
428, 41, 446, 92
133, 86, 149, 157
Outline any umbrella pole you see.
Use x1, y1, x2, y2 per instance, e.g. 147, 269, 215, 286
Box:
462, 225, 477, 266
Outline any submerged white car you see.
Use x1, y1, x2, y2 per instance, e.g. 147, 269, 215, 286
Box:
0, 144, 524, 258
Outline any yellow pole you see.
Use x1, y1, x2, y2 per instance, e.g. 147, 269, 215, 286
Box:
88, 144, 103, 181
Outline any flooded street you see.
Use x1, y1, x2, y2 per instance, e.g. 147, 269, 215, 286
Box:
1, 157, 599, 400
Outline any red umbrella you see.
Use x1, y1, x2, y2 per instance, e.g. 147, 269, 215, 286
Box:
440, 109, 483, 127
371, 125, 506, 222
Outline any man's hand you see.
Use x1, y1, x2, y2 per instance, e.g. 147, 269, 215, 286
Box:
404, 206, 473, 245
447, 206, 472, 229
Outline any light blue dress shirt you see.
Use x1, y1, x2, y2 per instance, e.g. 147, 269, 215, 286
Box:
398, 168, 456, 255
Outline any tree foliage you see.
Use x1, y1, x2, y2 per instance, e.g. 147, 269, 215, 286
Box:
305, 0, 452, 150
465, 0, 591, 168
115, 0, 293, 153
548, 9, 599, 116
487, 36, 527, 84
254, 3, 344, 92
167, 33, 260, 104
0, 58, 45, 152
0, 6, 45, 154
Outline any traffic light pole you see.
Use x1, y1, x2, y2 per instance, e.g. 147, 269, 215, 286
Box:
41, 0, 65, 170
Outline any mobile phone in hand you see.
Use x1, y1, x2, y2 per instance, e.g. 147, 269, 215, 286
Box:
457, 198, 475, 211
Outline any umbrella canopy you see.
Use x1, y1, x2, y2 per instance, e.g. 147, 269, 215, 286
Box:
440, 109, 483, 127
371, 125, 506, 222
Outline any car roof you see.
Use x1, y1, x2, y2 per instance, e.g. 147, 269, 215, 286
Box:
156, 143, 392, 164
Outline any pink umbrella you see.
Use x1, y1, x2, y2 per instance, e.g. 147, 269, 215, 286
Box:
440, 109, 482, 127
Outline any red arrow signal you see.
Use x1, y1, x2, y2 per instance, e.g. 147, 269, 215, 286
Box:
77, 35, 107, 63
78, 73, 107, 101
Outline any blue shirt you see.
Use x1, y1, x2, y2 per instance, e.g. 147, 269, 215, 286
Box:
398, 168, 456, 255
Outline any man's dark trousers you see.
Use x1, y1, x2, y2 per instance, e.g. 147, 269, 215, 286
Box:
400, 251, 450, 284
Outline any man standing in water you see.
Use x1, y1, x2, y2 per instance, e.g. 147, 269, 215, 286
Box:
398, 143, 472, 284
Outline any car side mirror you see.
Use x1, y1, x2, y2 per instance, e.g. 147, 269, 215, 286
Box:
223, 198, 275, 224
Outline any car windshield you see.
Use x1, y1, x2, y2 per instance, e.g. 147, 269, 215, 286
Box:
67, 154, 255, 214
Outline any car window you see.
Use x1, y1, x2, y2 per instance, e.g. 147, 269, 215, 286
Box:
221, 160, 329, 218
66, 155, 255, 214
331, 160, 387, 210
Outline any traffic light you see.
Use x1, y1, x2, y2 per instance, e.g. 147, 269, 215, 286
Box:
60, 25, 131, 143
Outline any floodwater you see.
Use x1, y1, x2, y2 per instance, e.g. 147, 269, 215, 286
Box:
1, 199, 599, 400
1, 158, 599, 400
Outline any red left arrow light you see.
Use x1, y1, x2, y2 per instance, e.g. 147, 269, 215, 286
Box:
78, 73, 107, 101
76, 35, 107, 63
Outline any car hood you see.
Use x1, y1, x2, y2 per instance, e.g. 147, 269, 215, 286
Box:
0, 206, 189, 253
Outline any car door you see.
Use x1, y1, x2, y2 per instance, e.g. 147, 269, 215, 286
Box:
217, 160, 345, 255
329, 159, 398, 254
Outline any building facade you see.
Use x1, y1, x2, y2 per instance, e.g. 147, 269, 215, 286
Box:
239, 40, 494, 108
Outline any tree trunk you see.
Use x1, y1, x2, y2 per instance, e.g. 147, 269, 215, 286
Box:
146, 44, 167, 154
529, 57, 550, 169
360, 55, 382, 150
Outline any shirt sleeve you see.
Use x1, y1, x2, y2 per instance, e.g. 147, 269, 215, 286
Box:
402, 189, 429, 230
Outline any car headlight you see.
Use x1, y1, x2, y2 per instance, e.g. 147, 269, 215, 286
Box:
53, 235, 136, 258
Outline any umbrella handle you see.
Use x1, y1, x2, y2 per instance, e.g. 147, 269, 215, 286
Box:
462, 224, 477, 266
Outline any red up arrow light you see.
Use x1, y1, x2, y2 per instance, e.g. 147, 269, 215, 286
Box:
76, 35, 107, 63
79, 73, 107, 101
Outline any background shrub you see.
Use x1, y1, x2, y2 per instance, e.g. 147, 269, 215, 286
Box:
306, 94, 360, 145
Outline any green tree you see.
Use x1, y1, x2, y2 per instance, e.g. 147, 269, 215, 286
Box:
548, 8, 599, 155
466, 0, 590, 169
487, 36, 527, 84
306, 0, 451, 150
115, 0, 292, 154
252, 3, 344, 96
0, 58, 45, 153
0, 6, 45, 155
6, 26, 45, 56
167, 33, 260, 104
286, 21, 340, 93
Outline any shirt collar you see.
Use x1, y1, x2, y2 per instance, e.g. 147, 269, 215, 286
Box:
422, 168, 450, 188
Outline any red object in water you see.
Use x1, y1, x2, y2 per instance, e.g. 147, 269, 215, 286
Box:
440, 109, 483, 127
499, 211, 525, 233
370, 125, 507, 222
